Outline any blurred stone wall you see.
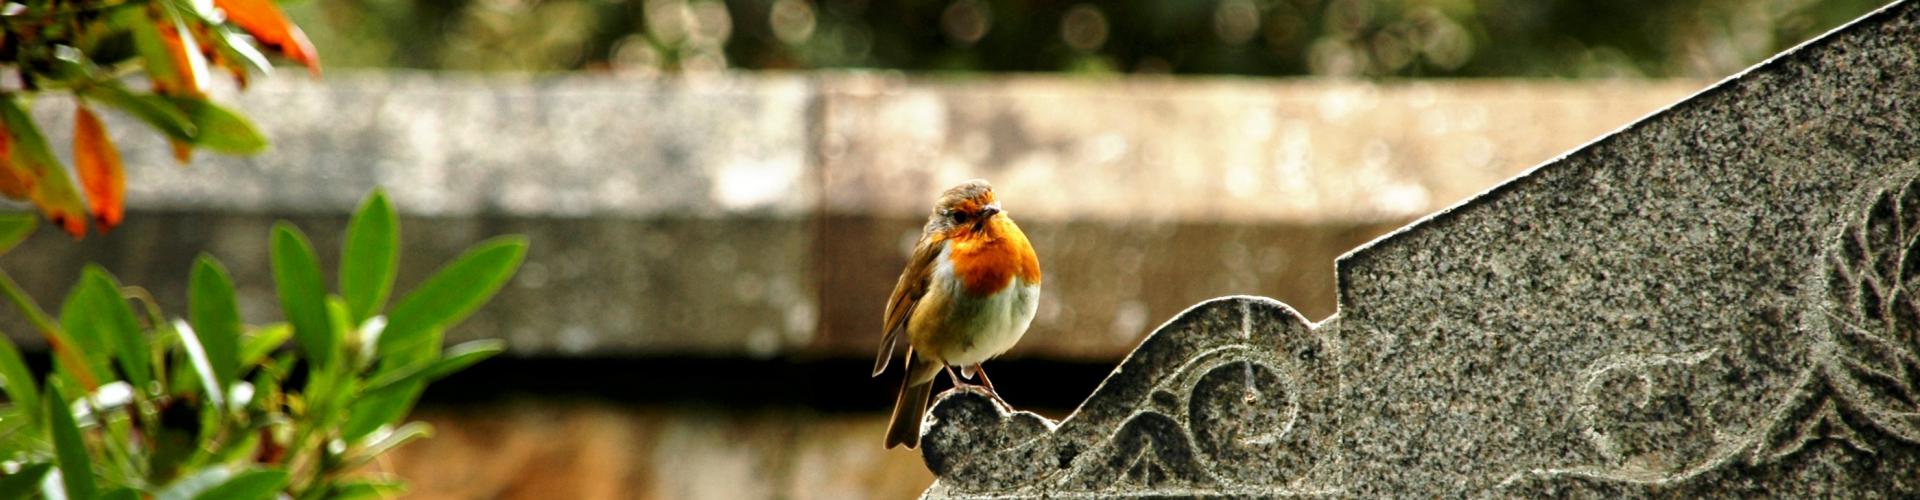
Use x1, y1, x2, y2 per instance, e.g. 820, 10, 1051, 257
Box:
8, 74, 1700, 360
0, 74, 1703, 498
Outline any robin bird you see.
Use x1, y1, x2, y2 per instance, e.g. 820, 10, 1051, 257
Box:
874, 179, 1042, 449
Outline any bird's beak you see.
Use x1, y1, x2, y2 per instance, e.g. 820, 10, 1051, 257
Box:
974, 202, 1001, 230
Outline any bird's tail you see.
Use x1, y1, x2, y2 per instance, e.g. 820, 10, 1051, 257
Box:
885, 350, 942, 449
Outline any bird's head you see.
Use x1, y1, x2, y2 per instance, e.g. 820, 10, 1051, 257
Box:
931, 179, 1003, 235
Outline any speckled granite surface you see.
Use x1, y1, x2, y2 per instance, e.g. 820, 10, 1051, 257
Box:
919, 1, 1920, 496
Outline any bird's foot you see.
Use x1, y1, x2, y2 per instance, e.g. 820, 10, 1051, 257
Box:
972, 365, 1012, 409
943, 366, 1010, 408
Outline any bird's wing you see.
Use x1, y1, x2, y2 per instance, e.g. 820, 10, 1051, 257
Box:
874, 235, 944, 376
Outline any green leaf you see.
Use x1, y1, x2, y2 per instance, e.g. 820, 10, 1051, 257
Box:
357, 339, 497, 395
0, 406, 32, 454
67, 266, 151, 390
189, 255, 243, 391
56, 267, 137, 389
101, 487, 143, 500
342, 421, 431, 470
328, 296, 355, 362
340, 379, 423, 441
55, 287, 109, 386
47, 383, 96, 500
116, 6, 185, 92
271, 223, 337, 368
259, 352, 296, 386
49, 292, 114, 392
327, 477, 407, 500
164, 97, 268, 154
210, 26, 274, 75
81, 84, 197, 142
341, 190, 399, 324
44, 48, 97, 82
301, 360, 354, 441
424, 339, 504, 381
239, 323, 291, 368
173, 319, 227, 409
169, 0, 220, 26
0, 328, 38, 430
206, 422, 261, 465
357, 358, 429, 395
377, 236, 526, 363
0, 462, 51, 499
0, 213, 33, 254
192, 468, 289, 500
155, 467, 232, 500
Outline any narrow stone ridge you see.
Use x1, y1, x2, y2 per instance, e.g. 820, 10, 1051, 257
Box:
920, 0, 1920, 496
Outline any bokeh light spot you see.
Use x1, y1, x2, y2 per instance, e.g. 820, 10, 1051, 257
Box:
1061, 4, 1109, 52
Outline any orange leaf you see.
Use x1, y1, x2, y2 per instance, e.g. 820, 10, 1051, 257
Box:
171, 141, 193, 164
0, 129, 78, 237
45, 209, 84, 239
0, 97, 88, 239
157, 17, 207, 97
0, 129, 32, 200
74, 105, 126, 231
214, 0, 321, 76
187, 22, 253, 89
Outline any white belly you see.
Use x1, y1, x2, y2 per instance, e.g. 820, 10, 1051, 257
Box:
941, 280, 1040, 366
916, 246, 1041, 367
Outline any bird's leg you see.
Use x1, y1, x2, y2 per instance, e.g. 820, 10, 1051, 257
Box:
944, 366, 967, 387
943, 365, 1000, 400
973, 364, 1009, 406
943, 365, 1008, 408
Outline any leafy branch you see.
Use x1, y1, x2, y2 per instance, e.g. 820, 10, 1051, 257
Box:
0, 190, 526, 499
0, 0, 319, 238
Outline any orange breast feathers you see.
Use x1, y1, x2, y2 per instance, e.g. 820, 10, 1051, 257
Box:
947, 216, 1042, 297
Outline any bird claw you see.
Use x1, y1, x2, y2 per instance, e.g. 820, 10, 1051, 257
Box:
942, 365, 1011, 410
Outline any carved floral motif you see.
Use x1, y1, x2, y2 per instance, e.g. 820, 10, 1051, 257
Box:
1775, 171, 1920, 457
1510, 172, 1920, 491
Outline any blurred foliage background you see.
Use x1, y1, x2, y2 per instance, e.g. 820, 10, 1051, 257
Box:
288, 0, 1885, 78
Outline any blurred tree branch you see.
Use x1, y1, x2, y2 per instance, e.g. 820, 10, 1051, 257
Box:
1, 0, 318, 238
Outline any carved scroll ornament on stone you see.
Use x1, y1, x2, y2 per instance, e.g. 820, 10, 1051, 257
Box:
919, 296, 1341, 497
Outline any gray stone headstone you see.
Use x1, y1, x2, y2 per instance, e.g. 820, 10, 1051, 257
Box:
918, 1, 1920, 496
